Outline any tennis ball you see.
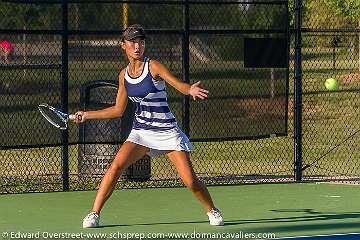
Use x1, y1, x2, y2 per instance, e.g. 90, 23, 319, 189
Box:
325, 78, 338, 91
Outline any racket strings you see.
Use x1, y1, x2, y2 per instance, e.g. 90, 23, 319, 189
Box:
39, 105, 67, 129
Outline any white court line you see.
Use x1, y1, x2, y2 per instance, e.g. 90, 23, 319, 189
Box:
275, 232, 360, 239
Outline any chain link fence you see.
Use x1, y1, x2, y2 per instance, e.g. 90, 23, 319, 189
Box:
0, 0, 359, 193
298, 0, 360, 183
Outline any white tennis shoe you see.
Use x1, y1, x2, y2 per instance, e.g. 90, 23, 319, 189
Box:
82, 212, 100, 228
207, 208, 224, 226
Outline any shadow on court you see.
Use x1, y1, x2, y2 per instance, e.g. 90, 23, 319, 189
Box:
99, 210, 360, 231
254, 222, 360, 234
98, 220, 209, 228
228, 211, 360, 224
215, 211, 360, 237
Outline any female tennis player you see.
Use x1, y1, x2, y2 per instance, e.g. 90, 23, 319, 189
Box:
0, 40, 13, 64
75, 24, 224, 228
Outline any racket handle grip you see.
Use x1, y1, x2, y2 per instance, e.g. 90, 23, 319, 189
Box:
69, 114, 83, 121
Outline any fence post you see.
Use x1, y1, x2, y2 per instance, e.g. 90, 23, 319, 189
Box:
182, 0, 190, 136
61, 0, 70, 191
294, 0, 303, 181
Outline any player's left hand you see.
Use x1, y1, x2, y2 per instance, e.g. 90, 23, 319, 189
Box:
189, 81, 209, 100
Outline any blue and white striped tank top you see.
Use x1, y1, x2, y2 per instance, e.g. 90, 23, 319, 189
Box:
124, 57, 177, 130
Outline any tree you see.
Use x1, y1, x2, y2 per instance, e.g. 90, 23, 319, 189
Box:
327, 0, 360, 71
327, 0, 360, 19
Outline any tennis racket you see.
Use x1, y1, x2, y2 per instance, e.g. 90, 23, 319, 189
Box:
38, 103, 76, 130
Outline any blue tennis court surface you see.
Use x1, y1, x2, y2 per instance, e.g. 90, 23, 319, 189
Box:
277, 233, 360, 239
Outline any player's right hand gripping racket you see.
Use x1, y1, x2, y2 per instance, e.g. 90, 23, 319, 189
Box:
38, 103, 76, 130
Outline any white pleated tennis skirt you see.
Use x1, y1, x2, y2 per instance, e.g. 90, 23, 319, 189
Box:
125, 127, 193, 157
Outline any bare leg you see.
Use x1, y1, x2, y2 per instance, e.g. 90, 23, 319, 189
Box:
167, 151, 215, 212
91, 142, 149, 214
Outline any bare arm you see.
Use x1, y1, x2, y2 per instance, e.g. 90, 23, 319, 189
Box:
74, 69, 128, 123
150, 60, 209, 100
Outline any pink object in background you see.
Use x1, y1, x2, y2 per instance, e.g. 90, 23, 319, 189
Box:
0, 40, 12, 52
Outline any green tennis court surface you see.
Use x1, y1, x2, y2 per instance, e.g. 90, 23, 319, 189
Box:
1, 183, 359, 239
